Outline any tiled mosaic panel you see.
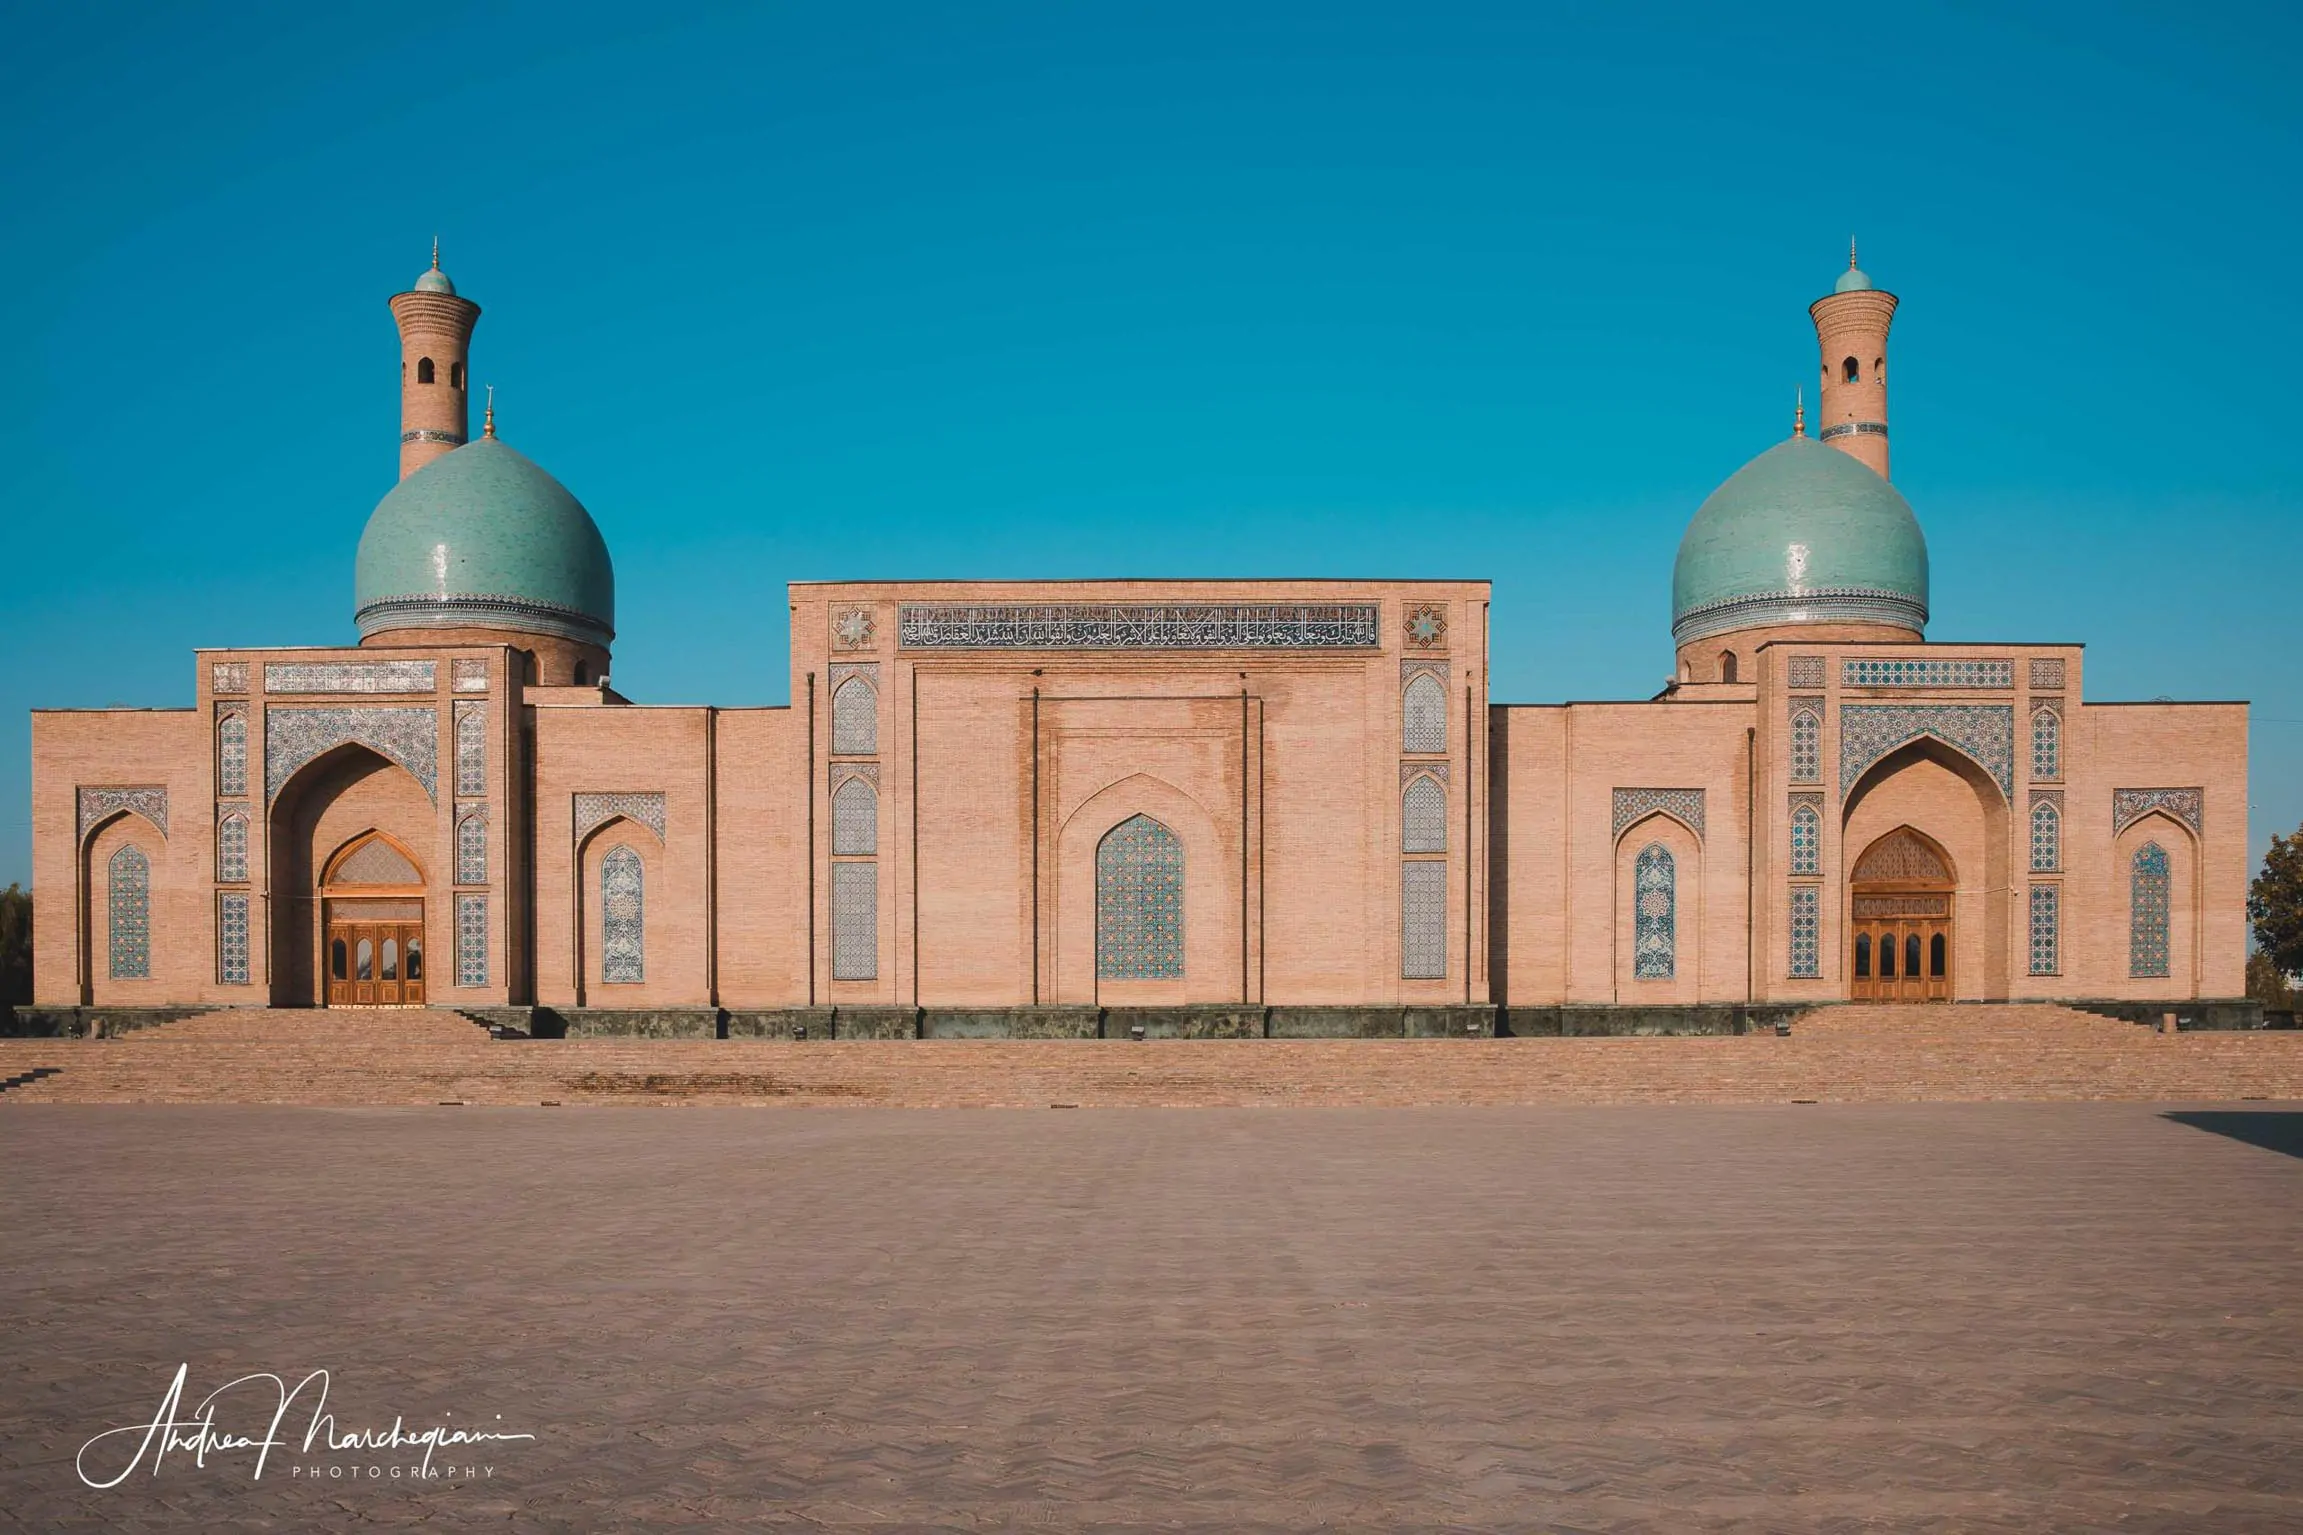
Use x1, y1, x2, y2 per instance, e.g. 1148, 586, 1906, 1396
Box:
2130, 843, 2171, 978
452, 658, 489, 692
1786, 656, 1826, 690
334, 837, 421, 885
1612, 788, 1705, 840
108, 844, 151, 980
264, 660, 438, 694
831, 677, 879, 756
1788, 885, 1820, 978
900, 602, 1381, 650
1401, 861, 1447, 980
1790, 802, 1821, 876
1402, 603, 1447, 649
211, 661, 249, 695
1402, 673, 1447, 753
831, 778, 878, 855
2029, 657, 2066, 690
573, 792, 666, 843
455, 894, 489, 987
2030, 800, 2060, 873
1789, 704, 1822, 782
2112, 787, 2203, 836
265, 707, 438, 802
217, 812, 248, 883
78, 785, 168, 841
1838, 704, 2013, 797
457, 812, 487, 885
600, 846, 645, 984
1633, 843, 1675, 980
217, 710, 248, 797
1841, 658, 2013, 689
831, 861, 879, 981
218, 892, 250, 985
2030, 705, 2060, 782
1402, 775, 1446, 853
832, 608, 877, 650
2029, 883, 2059, 976
1097, 814, 1183, 980
454, 702, 486, 797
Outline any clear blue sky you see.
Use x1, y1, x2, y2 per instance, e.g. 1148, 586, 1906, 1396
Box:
3, 1, 2298, 891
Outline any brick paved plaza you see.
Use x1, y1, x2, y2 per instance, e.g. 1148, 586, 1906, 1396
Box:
4, 1102, 2301, 1530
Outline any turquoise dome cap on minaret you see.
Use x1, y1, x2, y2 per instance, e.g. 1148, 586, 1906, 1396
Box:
354, 434, 615, 646
1832, 237, 1873, 293
1671, 432, 1927, 646
411, 238, 457, 295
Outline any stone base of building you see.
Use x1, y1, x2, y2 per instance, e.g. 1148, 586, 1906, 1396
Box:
1503, 1004, 1806, 1038
518, 1003, 1501, 1040
2, 1006, 212, 1040
2061, 998, 2267, 1032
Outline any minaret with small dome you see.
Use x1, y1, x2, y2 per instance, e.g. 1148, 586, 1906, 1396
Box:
1809, 239, 1898, 479
389, 241, 481, 480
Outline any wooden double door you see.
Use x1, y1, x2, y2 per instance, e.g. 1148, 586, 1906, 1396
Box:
1850, 894, 1951, 1002
326, 917, 426, 1005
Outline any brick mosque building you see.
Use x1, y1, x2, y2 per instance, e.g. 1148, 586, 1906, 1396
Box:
25, 248, 2254, 1035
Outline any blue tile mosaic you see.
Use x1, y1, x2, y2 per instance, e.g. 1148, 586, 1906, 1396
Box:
456, 810, 487, 885
2029, 883, 2059, 976
2028, 657, 2066, 690
78, 785, 168, 842
1789, 885, 1820, 978
263, 660, 437, 694
108, 844, 150, 980
1786, 656, 1826, 690
600, 845, 645, 984
1402, 673, 1447, 754
2030, 705, 2060, 782
265, 707, 438, 802
455, 894, 488, 987
1633, 843, 1675, 980
832, 861, 878, 981
1790, 801, 1821, 876
573, 792, 666, 844
454, 701, 485, 797
1838, 704, 2014, 798
2112, 788, 2202, 837
1841, 658, 2013, 689
2030, 797, 2060, 873
1402, 861, 1447, 980
218, 892, 250, 985
1613, 788, 1705, 840
2130, 843, 2170, 979
1097, 814, 1183, 980
217, 710, 248, 798
1789, 704, 1822, 783
217, 811, 248, 884
1402, 774, 1446, 854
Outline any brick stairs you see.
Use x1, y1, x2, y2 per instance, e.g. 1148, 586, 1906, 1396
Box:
0, 1001, 2298, 1108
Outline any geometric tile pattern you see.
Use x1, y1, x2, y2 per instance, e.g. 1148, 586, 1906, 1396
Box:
107, 843, 151, 980
265, 707, 438, 802
1096, 815, 1183, 981
2112, 788, 2202, 837
1396, 761, 1450, 788
600, 845, 645, 985
456, 810, 487, 885
1788, 884, 1820, 978
216, 810, 248, 884
2029, 882, 2059, 976
452, 658, 489, 692
217, 891, 250, 985
2030, 704, 2060, 782
1402, 673, 1447, 754
899, 602, 1382, 650
1789, 703, 1822, 782
2129, 842, 2170, 979
831, 676, 879, 756
831, 778, 878, 856
455, 893, 488, 988
1402, 603, 1447, 649
1839, 704, 2014, 798
216, 709, 248, 798
2029, 655, 2067, 690
78, 785, 168, 842
454, 701, 486, 797
573, 792, 666, 844
2030, 797, 2060, 873
1786, 655, 1826, 689
1401, 860, 1447, 980
1402, 775, 1446, 853
1789, 800, 1821, 876
1632, 843, 1675, 980
262, 659, 437, 694
831, 861, 878, 982
1842, 657, 2013, 688
210, 661, 249, 694
1613, 788, 1705, 841
832, 608, 877, 651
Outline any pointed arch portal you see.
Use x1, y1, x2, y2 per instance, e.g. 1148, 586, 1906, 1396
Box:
1849, 825, 1953, 1002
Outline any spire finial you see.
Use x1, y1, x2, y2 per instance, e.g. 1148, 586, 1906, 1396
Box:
1794, 388, 1805, 437
1849, 236, 1859, 270
482, 385, 495, 438
432, 235, 440, 271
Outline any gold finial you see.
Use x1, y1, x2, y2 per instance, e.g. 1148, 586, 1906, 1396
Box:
1849, 236, 1859, 269
1794, 388, 1805, 437
482, 385, 495, 438
432, 235, 440, 270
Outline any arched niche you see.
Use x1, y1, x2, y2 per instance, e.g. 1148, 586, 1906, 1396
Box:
1842, 739, 2008, 1000
1613, 810, 1701, 1001
269, 743, 436, 1006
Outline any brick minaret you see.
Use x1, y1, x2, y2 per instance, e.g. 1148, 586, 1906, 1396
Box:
1808, 240, 1898, 480
387, 242, 482, 479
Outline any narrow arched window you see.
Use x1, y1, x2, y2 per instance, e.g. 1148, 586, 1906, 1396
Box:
1854, 933, 1871, 978
831, 677, 877, 755
2029, 800, 2059, 872
574, 660, 589, 686
831, 778, 878, 855
1633, 843, 1675, 980
1872, 357, 1884, 383
217, 812, 248, 883
601, 845, 645, 984
1718, 651, 1738, 683
1789, 708, 1821, 782
2031, 706, 2060, 781
1790, 803, 1820, 875
2129, 842, 2170, 978
1402, 775, 1446, 853
1402, 673, 1446, 754
417, 356, 436, 384
108, 843, 151, 980
1842, 355, 1860, 384
1929, 933, 1946, 977
456, 812, 487, 884
217, 710, 247, 797
1097, 815, 1183, 980
450, 361, 464, 389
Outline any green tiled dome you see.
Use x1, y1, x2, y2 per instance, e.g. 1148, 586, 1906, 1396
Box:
413, 266, 457, 295
1833, 263, 1873, 293
355, 436, 614, 646
1671, 435, 1927, 645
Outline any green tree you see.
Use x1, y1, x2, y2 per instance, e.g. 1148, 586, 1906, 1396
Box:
2250, 825, 2303, 987
2247, 952, 2297, 1011
0, 884, 28, 1009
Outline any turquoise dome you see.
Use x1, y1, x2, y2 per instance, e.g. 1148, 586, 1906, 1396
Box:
413, 266, 457, 295
1834, 264, 1873, 293
1671, 435, 1927, 645
355, 436, 614, 646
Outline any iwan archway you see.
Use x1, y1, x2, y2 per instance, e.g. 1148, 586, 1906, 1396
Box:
1848, 826, 1955, 1002
320, 831, 427, 1006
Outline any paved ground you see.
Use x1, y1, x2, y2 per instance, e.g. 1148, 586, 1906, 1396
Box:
3, 1103, 2301, 1531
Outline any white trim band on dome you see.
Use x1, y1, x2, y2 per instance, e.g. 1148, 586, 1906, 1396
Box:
356, 593, 614, 646
1671, 587, 1927, 647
